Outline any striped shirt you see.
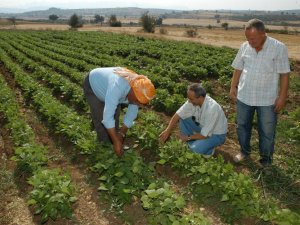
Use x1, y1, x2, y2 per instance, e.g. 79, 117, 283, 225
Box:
232, 36, 290, 106
176, 96, 228, 137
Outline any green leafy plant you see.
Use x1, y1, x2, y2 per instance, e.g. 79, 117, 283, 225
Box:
90, 146, 155, 207
141, 182, 186, 224
28, 169, 77, 223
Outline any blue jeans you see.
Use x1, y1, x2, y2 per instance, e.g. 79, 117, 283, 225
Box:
179, 118, 226, 156
236, 100, 277, 166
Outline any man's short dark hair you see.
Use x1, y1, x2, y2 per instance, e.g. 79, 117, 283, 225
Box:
188, 83, 206, 98
245, 19, 265, 32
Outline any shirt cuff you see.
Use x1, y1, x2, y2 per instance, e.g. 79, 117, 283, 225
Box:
200, 129, 210, 137
102, 119, 115, 129
123, 119, 134, 128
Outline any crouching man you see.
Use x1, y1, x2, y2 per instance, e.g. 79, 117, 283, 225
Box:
159, 83, 227, 158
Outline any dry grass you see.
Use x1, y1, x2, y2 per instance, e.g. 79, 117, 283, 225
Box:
2, 23, 68, 30
118, 17, 300, 31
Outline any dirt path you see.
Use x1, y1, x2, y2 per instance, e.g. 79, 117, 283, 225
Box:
0, 129, 35, 225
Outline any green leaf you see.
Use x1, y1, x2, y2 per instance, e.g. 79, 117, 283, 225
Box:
148, 183, 156, 189
27, 199, 36, 205
221, 194, 229, 202
175, 196, 185, 208
199, 167, 207, 174
98, 175, 107, 181
204, 177, 210, 183
98, 184, 108, 191
114, 171, 124, 177
61, 186, 70, 194
123, 189, 132, 193
120, 177, 129, 184
157, 159, 166, 165
145, 189, 159, 198
172, 221, 180, 225
142, 200, 151, 209
41, 212, 49, 223
132, 166, 140, 173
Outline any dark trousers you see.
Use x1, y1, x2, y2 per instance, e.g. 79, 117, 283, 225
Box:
83, 74, 120, 143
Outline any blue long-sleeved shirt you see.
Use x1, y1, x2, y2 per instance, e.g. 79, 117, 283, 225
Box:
89, 67, 138, 129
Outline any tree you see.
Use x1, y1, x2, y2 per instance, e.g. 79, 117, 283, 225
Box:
8, 17, 16, 27
68, 14, 83, 29
156, 17, 163, 26
94, 14, 104, 25
221, 22, 229, 30
108, 15, 122, 27
140, 12, 156, 33
49, 14, 59, 22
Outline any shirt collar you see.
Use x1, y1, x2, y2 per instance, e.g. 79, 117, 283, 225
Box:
200, 95, 209, 109
261, 35, 270, 51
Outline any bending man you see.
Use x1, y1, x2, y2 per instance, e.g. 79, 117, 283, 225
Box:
83, 67, 155, 157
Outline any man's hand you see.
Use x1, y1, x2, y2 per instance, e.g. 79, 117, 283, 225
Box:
275, 73, 289, 113
229, 86, 237, 102
113, 139, 123, 157
117, 131, 125, 143
159, 114, 180, 143
229, 69, 242, 102
274, 97, 286, 113
159, 129, 171, 143
107, 128, 125, 157
179, 134, 189, 142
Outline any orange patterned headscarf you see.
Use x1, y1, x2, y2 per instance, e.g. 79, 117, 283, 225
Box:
114, 67, 155, 104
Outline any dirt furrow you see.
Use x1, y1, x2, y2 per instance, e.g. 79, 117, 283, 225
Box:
0, 69, 121, 225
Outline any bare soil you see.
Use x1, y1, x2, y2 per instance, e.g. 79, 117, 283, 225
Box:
0, 116, 35, 225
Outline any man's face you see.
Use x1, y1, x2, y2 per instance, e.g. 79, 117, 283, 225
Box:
187, 90, 202, 106
245, 28, 266, 49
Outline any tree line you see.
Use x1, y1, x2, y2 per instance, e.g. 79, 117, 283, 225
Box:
48, 12, 163, 32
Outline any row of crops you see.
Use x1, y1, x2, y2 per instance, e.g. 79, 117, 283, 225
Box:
0, 30, 299, 224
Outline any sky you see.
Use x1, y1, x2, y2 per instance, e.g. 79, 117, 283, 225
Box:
0, 0, 300, 13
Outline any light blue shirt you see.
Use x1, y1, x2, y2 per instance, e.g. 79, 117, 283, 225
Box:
89, 67, 138, 129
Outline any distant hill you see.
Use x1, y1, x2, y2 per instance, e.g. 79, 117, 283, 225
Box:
0, 7, 299, 21
226, 9, 300, 21
0, 7, 183, 20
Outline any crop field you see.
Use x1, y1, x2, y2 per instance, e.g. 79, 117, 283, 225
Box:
2, 21, 299, 61
0, 30, 299, 225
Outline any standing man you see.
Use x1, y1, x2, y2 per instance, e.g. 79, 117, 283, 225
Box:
160, 83, 227, 157
83, 67, 155, 157
230, 19, 290, 167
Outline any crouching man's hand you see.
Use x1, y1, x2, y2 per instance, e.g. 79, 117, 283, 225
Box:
159, 129, 171, 143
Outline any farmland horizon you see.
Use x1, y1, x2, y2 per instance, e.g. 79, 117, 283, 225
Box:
1, 6, 300, 14
1, 0, 300, 13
